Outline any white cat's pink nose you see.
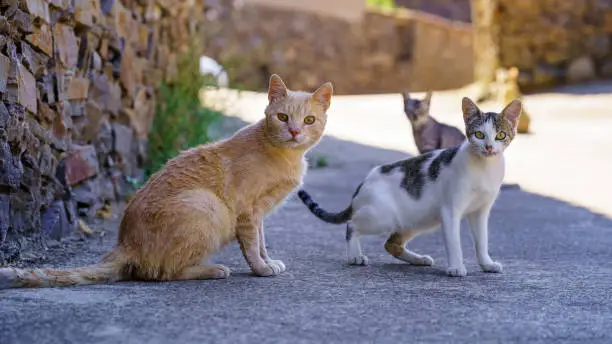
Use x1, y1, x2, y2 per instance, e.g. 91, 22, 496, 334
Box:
485, 145, 493, 152
289, 129, 301, 137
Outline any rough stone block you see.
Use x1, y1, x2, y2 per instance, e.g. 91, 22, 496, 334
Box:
9, 189, 41, 235
112, 123, 134, 163
53, 23, 79, 68
120, 44, 137, 97
0, 132, 23, 189
41, 200, 70, 240
65, 144, 99, 186
0, 53, 8, 93
112, 1, 134, 39
7, 8, 32, 33
38, 144, 56, 178
24, 0, 50, 24
52, 100, 73, 139
80, 101, 104, 142
36, 100, 57, 124
72, 178, 100, 213
0, 193, 8, 242
17, 63, 37, 114
75, 0, 102, 27
0, 103, 8, 128
90, 73, 122, 115
21, 153, 42, 192
63, 77, 90, 100
25, 22, 53, 56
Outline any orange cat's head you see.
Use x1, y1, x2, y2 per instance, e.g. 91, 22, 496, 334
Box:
264, 74, 333, 150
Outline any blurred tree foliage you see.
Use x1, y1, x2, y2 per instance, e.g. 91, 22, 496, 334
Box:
367, 0, 396, 9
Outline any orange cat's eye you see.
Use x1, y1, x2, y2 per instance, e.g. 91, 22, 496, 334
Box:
304, 116, 315, 125
277, 113, 289, 122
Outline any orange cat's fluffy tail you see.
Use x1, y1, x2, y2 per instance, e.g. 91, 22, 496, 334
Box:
0, 251, 125, 289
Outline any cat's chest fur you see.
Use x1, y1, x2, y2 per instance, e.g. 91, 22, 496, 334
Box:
462, 156, 504, 211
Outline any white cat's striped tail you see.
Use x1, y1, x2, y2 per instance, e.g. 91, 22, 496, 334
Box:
297, 190, 353, 224
0, 251, 125, 289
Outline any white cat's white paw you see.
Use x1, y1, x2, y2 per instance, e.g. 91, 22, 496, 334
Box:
348, 255, 369, 266
446, 265, 467, 277
411, 255, 434, 266
267, 259, 286, 273
480, 261, 502, 273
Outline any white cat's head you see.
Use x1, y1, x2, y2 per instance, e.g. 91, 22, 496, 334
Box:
461, 97, 522, 158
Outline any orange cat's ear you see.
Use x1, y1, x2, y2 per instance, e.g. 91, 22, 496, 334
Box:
462, 97, 480, 120
312, 82, 333, 111
268, 74, 288, 103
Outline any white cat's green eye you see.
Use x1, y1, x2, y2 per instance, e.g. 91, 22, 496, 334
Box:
474, 131, 485, 139
277, 113, 288, 122
304, 116, 315, 125
496, 132, 506, 140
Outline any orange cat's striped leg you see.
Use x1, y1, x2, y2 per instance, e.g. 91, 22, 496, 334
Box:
257, 220, 286, 272
236, 215, 285, 277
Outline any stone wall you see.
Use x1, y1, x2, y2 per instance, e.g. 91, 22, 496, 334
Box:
396, 0, 471, 23
0, 0, 206, 264
473, 0, 612, 91
204, 2, 474, 95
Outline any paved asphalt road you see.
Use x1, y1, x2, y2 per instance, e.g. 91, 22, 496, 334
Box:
2, 85, 612, 343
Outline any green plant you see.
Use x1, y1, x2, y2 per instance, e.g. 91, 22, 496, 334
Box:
366, 0, 395, 9
145, 45, 222, 179
315, 156, 329, 168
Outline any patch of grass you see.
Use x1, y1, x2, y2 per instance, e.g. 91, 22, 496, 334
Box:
145, 44, 222, 179
307, 155, 329, 169
315, 156, 329, 168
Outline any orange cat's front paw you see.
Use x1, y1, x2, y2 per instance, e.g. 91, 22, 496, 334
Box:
253, 260, 285, 277
214, 265, 232, 279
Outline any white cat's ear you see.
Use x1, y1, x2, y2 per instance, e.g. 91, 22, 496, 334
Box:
402, 91, 411, 100
268, 74, 288, 103
501, 99, 522, 127
312, 82, 333, 111
461, 97, 480, 120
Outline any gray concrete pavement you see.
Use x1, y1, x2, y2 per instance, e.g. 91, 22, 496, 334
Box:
2, 85, 612, 343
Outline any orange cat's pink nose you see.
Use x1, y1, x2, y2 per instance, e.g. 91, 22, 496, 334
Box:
289, 129, 301, 137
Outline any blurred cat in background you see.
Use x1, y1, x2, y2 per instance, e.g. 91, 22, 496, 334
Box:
402, 91, 466, 154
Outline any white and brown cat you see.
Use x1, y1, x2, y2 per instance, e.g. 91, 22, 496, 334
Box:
299, 97, 522, 277
0, 74, 333, 289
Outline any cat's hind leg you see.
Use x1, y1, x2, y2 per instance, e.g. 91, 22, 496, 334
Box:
175, 264, 231, 280
384, 231, 434, 266
346, 223, 368, 266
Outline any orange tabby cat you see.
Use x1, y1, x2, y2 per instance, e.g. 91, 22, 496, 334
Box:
0, 74, 333, 289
